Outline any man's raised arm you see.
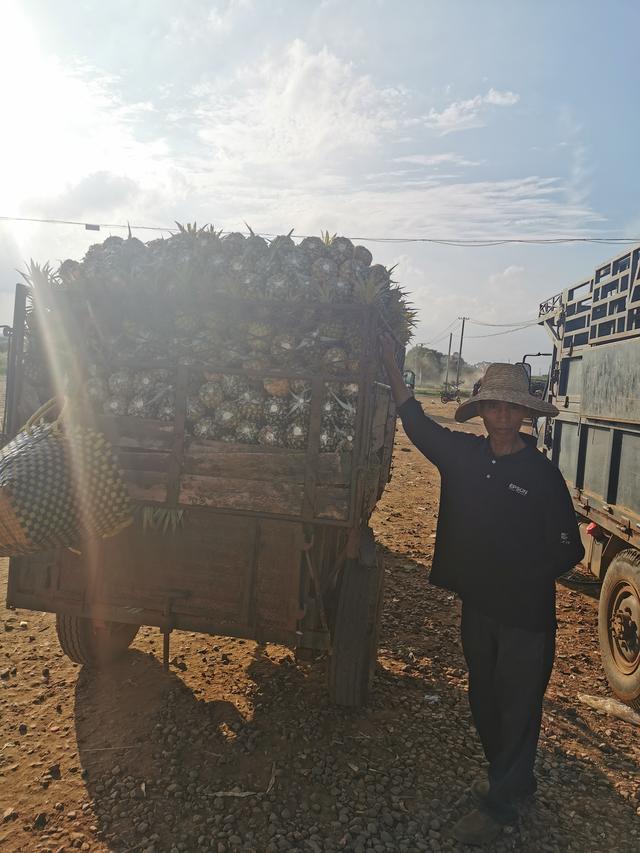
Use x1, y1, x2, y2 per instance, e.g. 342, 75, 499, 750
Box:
380, 333, 461, 469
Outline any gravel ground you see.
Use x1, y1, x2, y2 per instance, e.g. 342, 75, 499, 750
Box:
1, 396, 639, 853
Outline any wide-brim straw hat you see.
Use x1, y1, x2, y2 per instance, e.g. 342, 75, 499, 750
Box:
455, 363, 559, 423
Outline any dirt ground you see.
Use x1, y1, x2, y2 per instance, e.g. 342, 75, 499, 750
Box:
1, 396, 639, 853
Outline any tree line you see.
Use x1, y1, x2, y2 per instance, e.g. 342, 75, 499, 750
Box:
404, 344, 485, 389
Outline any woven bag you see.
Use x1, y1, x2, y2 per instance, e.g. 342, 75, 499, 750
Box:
0, 400, 132, 556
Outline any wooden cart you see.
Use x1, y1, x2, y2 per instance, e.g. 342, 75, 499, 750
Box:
3, 284, 399, 706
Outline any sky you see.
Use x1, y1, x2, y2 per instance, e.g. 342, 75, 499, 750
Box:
1, 0, 639, 369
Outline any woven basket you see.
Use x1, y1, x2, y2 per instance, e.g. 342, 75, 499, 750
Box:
0, 399, 132, 556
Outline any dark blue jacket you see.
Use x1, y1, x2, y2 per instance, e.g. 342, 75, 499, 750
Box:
397, 397, 584, 630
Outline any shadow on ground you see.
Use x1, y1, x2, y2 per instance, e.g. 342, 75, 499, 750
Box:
71, 549, 639, 853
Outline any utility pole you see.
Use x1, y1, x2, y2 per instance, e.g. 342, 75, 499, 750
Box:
455, 317, 467, 388
444, 332, 453, 387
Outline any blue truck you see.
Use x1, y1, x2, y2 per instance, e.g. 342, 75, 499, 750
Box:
538, 244, 640, 710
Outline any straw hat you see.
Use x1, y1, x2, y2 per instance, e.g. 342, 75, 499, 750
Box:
455, 363, 558, 423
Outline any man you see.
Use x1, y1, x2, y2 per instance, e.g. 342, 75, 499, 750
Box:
380, 335, 584, 846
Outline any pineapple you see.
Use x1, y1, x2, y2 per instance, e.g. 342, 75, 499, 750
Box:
103, 397, 128, 417
290, 379, 311, 396
299, 236, 327, 262
245, 322, 272, 354
158, 401, 176, 422
235, 422, 260, 444
353, 245, 373, 267
221, 374, 249, 399
264, 272, 293, 300
270, 333, 297, 364
319, 425, 339, 453
322, 346, 349, 374
268, 233, 296, 254
108, 369, 133, 397
328, 236, 354, 263
286, 246, 313, 276
335, 396, 357, 429
257, 424, 284, 447
214, 402, 239, 432
199, 380, 224, 410
84, 376, 108, 407
336, 426, 355, 453
320, 395, 341, 423
339, 381, 359, 399
127, 394, 155, 418
238, 271, 265, 299
285, 421, 307, 450
133, 369, 170, 395
263, 378, 291, 397
263, 396, 289, 427
311, 257, 338, 285
237, 388, 265, 421
192, 416, 220, 440
243, 231, 269, 261
220, 231, 246, 257
186, 396, 206, 423
288, 384, 311, 420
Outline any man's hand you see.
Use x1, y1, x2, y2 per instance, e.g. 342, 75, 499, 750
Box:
380, 332, 398, 369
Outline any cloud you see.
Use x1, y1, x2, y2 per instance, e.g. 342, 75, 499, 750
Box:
29, 172, 140, 219
192, 39, 404, 174
425, 88, 520, 135
394, 153, 481, 168
208, 0, 254, 33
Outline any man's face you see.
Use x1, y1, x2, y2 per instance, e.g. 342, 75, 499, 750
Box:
478, 400, 528, 438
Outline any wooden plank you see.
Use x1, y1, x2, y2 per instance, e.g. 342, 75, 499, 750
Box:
184, 442, 351, 486
369, 384, 391, 453
118, 450, 170, 472
179, 474, 303, 515
98, 415, 174, 450
166, 363, 188, 507
184, 444, 307, 480
255, 519, 304, 631
122, 470, 168, 503
62, 514, 259, 625
314, 486, 350, 520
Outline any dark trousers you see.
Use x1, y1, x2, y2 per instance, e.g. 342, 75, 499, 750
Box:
460, 603, 556, 823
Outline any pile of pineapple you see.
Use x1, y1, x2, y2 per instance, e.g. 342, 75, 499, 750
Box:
22, 226, 415, 454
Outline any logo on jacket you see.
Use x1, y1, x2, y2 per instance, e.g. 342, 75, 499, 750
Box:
508, 482, 528, 496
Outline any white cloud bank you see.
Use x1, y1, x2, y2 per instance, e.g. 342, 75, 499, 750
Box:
425, 88, 520, 135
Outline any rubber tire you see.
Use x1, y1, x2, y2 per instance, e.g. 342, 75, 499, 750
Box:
55, 614, 139, 667
328, 528, 384, 707
598, 549, 640, 711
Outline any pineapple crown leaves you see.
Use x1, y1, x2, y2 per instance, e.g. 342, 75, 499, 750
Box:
321, 230, 337, 246
18, 259, 60, 291
136, 504, 184, 534
174, 221, 221, 238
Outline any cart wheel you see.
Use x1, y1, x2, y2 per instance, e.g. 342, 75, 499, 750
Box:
598, 550, 640, 711
56, 614, 139, 667
328, 527, 384, 707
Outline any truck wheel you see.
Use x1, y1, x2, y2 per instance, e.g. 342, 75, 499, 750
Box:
56, 615, 139, 667
598, 550, 640, 711
328, 528, 384, 707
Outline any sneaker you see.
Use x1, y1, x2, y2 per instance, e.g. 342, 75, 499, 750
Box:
450, 808, 503, 846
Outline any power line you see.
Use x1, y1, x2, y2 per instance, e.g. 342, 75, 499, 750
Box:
421, 318, 460, 346
1, 214, 639, 246
467, 324, 538, 339
466, 316, 540, 328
